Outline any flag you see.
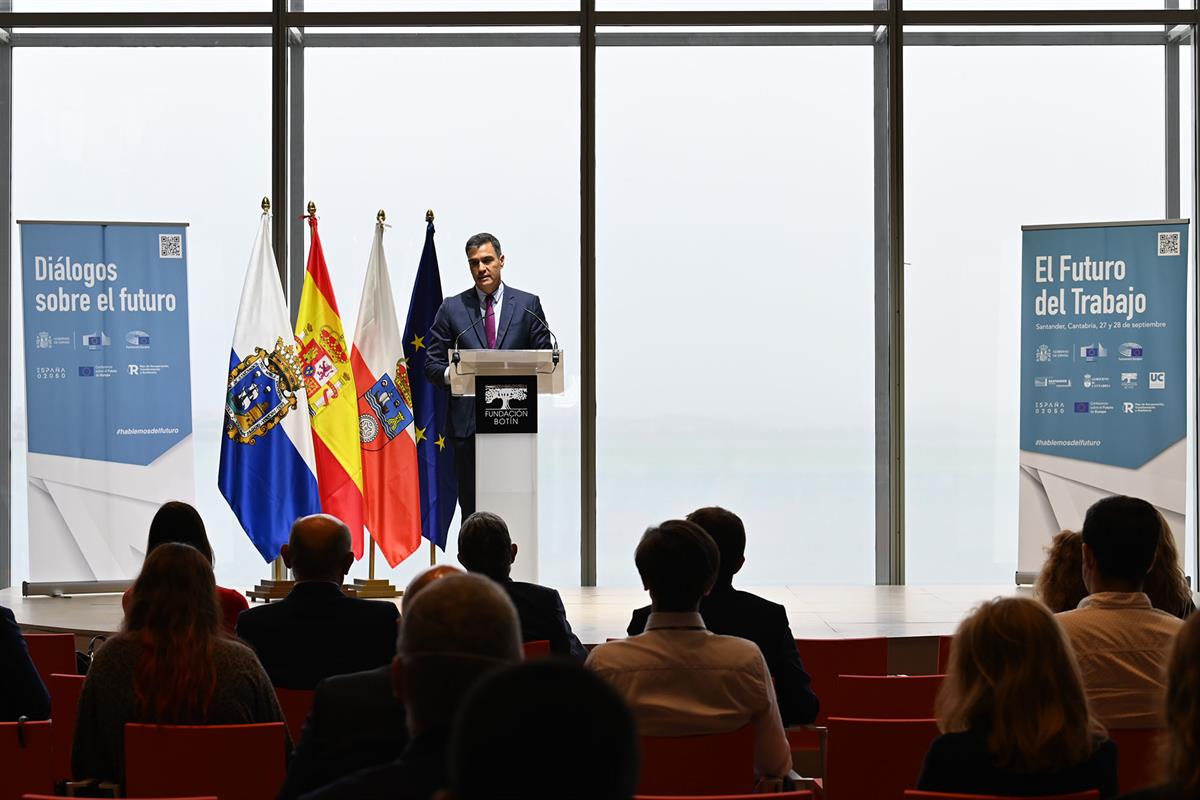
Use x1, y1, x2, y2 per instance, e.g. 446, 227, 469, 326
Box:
403, 217, 458, 550
218, 212, 320, 562
350, 219, 421, 567
295, 213, 367, 557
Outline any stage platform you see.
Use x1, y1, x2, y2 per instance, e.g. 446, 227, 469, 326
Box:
5, 583, 1026, 665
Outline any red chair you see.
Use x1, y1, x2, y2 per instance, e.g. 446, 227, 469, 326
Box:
1107, 728, 1163, 793
832, 674, 945, 718
636, 793, 813, 799
22, 633, 76, 686
905, 793, 1099, 800
937, 636, 954, 673
26, 797, 215, 800
823, 717, 940, 800
523, 639, 552, 658
124, 722, 287, 800
0, 720, 53, 800
789, 637, 888, 752
639, 725, 755, 796
47, 673, 86, 783
273, 687, 315, 743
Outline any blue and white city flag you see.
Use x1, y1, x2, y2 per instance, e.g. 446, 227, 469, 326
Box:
218, 210, 321, 561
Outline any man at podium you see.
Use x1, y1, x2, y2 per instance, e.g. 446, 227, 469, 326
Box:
425, 232, 553, 517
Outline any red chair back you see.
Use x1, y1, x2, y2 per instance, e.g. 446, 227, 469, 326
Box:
124, 722, 287, 800
936, 636, 953, 673
639, 724, 755, 796
905, 792, 1099, 800
22, 634, 76, 686
25, 797, 216, 800
47, 673, 86, 783
635, 793, 814, 799
824, 717, 939, 800
795, 637, 888, 724
523, 639, 552, 658
1107, 728, 1163, 793
273, 687, 314, 744
0, 720, 53, 800
833, 674, 945, 719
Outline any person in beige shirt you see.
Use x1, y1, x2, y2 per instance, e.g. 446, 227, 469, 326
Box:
586, 519, 792, 781
1056, 495, 1184, 730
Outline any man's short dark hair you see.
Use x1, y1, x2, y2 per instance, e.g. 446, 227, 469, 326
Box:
635, 519, 719, 612
1082, 495, 1161, 586
457, 511, 512, 582
465, 232, 502, 256
687, 506, 745, 585
448, 660, 638, 800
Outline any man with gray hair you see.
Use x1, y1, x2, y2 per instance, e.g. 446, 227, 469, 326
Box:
236, 514, 400, 689
457, 511, 587, 661
299, 572, 523, 800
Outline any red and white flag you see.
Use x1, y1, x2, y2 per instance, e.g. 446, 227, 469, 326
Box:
350, 218, 421, 566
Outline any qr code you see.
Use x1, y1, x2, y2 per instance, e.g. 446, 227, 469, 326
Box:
159, 233, 183, 259
1158, 231, 1181, 257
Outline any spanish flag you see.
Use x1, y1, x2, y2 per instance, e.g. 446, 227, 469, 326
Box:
295, 212, 366, 557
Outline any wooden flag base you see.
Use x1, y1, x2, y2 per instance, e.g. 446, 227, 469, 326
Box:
352, 578, 402, 599
246, 579, 295, 603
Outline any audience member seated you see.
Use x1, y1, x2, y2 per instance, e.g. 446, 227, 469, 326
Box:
299, 572, 523, 800
1057, 495, 1183, 729
916, 597, 1117, 799
626, 506, 819, 725
279, 565, 460, 800
1120, 612, 1200, 800
236, 514, 400, 689
456, 511, 587, 661
72, 543, 286, 786
587, 519, 792, 782
0, 603, 50, 721
444, 660, 639, 800
1035, 530, 1087, 613
1142, 509, 1195, 620
122, 500, 249, 634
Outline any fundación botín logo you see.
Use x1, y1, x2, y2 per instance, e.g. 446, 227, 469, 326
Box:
484, 384, 529, 419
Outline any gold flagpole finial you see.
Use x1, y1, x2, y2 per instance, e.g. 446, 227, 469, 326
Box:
261, 196, 270, 213
377, 209, 386, 224
307, 200, 316, 217
426, 209, 435, 223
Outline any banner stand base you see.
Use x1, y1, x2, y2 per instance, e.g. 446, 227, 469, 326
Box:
351, 578, 401, 599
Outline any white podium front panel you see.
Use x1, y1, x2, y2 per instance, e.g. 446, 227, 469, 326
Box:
476, 432, 539, 583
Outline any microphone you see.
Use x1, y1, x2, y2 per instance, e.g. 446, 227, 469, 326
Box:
516, 304, 560, 366
451, 306, 496, 365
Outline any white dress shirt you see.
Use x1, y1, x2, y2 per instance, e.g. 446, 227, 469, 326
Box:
585, 611, 793, 779
1057, 591, 1183, 729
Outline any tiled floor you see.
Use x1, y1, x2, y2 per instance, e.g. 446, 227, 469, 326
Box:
5, 583, 1029, 644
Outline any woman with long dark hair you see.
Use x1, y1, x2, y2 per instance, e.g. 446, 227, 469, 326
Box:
121, 500, 248, 633
73, 543, 285, 785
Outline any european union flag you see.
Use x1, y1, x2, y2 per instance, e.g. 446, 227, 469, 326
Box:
403, 218, 458, 550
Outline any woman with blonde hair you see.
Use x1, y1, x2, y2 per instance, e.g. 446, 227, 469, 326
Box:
1120, 612, 1200, 799
1142, 513, 1195, 620
916, 597, 1117, 798
1035, 530, 1088, 613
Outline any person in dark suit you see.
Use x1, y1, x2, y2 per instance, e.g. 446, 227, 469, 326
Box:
626, 506, 819, 726
457, 511, 587, 661
298, 573, 523, 800
424, 232, 553, 518
0, 604, 50, 721
278, 564, 461, 800
236, 514, 399, 690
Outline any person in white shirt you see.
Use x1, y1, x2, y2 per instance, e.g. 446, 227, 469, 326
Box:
1056, 494, 1184, 730
586, 519, 792, 781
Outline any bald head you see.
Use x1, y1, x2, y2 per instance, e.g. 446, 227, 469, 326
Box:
281, 514, 353, 583
402, 564, 461, 615
394, 572, 523, 735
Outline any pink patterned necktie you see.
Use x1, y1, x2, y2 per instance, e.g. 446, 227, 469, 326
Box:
484, 293, 497, 349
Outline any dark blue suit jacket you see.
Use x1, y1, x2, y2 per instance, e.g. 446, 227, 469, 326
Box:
236, 582, 399, 690
1, 605, 50, 721
424, 284, 552, 438
501, 578, 588, 662
627, 584, 820, 726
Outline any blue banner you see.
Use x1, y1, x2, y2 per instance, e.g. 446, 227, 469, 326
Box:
21, 222, 192, 466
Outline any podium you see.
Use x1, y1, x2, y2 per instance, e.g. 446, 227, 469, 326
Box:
450, 348, 564, 583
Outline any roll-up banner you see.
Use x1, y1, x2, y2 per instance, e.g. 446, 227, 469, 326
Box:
1018, 220, 1189, 581
19, 221, 193, 582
